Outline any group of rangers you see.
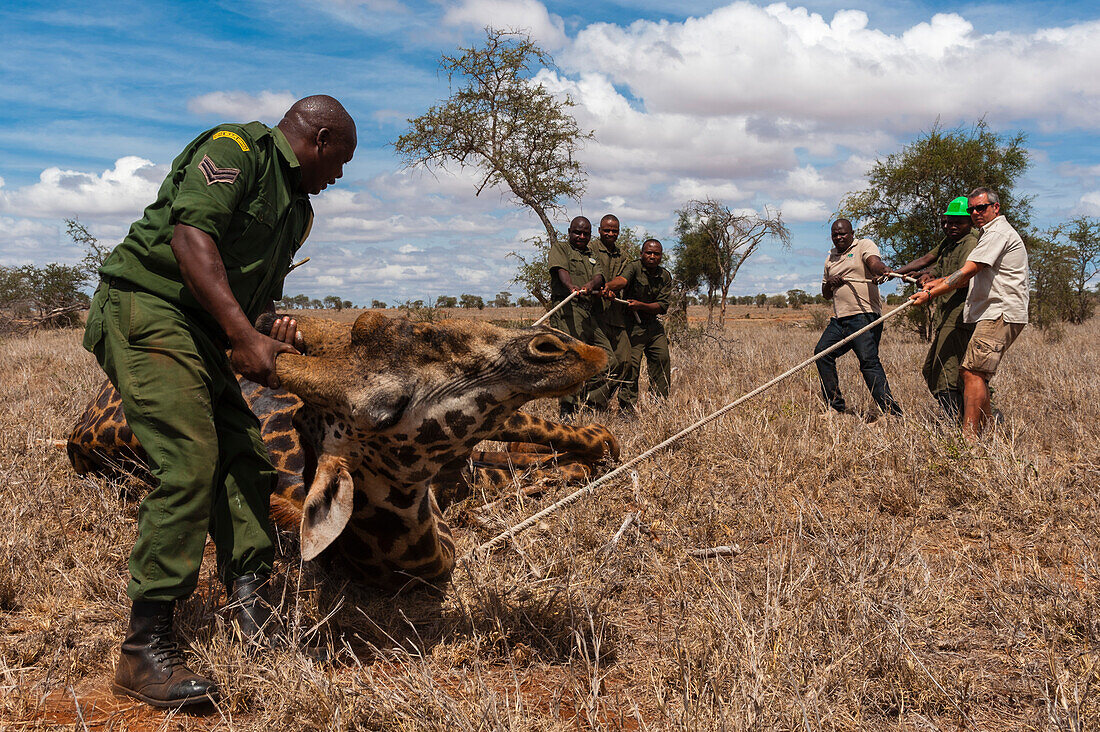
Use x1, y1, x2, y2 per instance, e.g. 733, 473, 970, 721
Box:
546, 214, 674, 418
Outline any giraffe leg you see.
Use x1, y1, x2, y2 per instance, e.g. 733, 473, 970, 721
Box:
488, 412, 620, 461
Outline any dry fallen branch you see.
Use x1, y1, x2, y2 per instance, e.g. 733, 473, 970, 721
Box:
688, 545, 742, 558
599, 514, 636, 556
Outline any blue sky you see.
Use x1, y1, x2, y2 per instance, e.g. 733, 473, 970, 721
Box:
2, 0, 1099, 305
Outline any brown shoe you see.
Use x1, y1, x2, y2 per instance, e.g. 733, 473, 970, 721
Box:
112, 600, 217, 708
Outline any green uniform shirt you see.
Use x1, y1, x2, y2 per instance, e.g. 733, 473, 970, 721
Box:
620, 260, 673, 322
98, 122, 313, 335
548, 239, 601, 305
928, 230, 979, 331
593, 239, 629, 327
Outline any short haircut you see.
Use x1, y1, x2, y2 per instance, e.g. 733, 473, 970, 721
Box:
642, 238, 662, 249
832, 218, 852, 229
968, 187, 1000, 205
600, 214, 619, 225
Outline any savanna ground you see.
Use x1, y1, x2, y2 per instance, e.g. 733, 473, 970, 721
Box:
1, 305, 1097, 730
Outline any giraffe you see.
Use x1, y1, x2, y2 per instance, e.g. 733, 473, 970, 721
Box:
67, 312, 620, 587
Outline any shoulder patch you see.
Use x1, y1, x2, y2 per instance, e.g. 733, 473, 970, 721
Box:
198, 155, 240, 185
212, 130, 250, 151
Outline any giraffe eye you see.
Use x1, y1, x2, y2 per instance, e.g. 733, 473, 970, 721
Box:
352, 386, 411, 430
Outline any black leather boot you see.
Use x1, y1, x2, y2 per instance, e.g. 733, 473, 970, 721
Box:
228, 574, 275, 644
112, 600, 217, 708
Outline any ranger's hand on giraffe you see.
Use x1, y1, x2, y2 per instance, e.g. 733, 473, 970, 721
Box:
230, 329, 298, 389
268, 315, 305, 352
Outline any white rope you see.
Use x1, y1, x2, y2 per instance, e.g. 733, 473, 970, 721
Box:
533, 290, 580, 327
886, 272, 920, 285
462, 299, 917, 561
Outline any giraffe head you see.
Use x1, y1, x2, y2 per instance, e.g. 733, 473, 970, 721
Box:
258, 312, 606, 578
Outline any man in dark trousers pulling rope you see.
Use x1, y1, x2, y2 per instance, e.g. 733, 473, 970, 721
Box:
815, 218, 903, 419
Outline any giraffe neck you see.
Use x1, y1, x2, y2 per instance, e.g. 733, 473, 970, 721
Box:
334, 470, 454, 583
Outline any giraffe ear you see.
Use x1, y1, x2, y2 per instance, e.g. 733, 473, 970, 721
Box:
299, 454, 354, 561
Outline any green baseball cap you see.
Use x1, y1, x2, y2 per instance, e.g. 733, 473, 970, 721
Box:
943, 196, 970, 217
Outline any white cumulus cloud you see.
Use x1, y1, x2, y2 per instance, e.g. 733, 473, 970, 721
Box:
443, 0, 567, 49
563, 3, 1100, 131
187, 90, 297, 121
778, 198, 830, 222
0, 156, 166, 219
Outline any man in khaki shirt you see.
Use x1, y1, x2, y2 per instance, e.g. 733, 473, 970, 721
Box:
814, 218, 902, 418
911, 187, 1029, 438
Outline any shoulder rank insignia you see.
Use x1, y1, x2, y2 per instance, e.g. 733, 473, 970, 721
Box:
198, 155, 240, 185
212, 130, 250, 151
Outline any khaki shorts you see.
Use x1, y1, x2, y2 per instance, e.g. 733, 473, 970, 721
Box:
961, 316, 1025, 377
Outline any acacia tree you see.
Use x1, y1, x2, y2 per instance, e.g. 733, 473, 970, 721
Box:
672, 211, 721, 318
1046, 217, 1100, 323
394, 27, 591, 257
1028, 233, 1076, 329
839, 120, 1030, 338
840, 120, 1031, 262
677, 199, 790, 324
508, 234, 553, 306
66, 218, 111, 280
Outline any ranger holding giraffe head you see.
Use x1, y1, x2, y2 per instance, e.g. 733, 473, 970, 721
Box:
82, 96, 356, 708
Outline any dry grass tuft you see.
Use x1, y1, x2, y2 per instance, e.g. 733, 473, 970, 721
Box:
1, 317, 1098, 729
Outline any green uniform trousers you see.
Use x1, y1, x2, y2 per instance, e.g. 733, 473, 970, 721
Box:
549, 298, 612, 411
586, 316, 632, 410
922, 323, 974, 395
84, 282, 276, 602
620, 320, 671, 408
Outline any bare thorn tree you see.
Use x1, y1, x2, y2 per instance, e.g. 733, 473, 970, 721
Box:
393, 27, 592, 252
680, 199, 790, 324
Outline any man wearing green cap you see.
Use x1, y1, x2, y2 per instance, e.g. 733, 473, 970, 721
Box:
84, 95, 356, 707
893, 196, 979, 421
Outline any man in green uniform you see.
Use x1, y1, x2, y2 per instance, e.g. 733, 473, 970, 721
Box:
589, 214, 633, 411
604, 239, 673, 412
83, 96, 356, 707
892, 197, 979, 421
547, 216, 606, 417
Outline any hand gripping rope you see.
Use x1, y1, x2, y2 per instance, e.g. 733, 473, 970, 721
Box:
532, 290, 579, 327
462, 296, 918, 562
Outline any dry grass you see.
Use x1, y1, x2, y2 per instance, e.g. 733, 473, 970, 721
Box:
1, 315, 1098, 730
